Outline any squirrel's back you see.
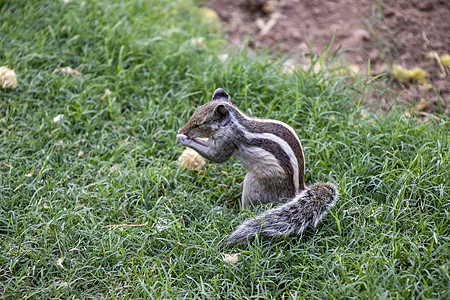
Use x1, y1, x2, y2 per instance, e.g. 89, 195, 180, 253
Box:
230, 108, 307, 193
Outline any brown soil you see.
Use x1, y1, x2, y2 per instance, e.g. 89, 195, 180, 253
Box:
204, 0, 450, 115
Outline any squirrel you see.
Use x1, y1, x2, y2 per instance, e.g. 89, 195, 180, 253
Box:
177, 88, 339, 244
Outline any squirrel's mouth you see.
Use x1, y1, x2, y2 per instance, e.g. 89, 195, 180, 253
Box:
192, 137, 209, 147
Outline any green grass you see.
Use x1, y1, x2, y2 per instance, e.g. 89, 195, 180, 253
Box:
1, 0, 449, 298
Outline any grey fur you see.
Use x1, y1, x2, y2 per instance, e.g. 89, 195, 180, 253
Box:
178, 88, 340, 244
226, 182, 339, 244
178, 96, 302, 208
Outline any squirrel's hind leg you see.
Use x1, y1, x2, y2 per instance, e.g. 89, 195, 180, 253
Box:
241, 172, 295, 209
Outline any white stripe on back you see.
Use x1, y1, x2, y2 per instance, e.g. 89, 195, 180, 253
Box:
233, 120, 300, 192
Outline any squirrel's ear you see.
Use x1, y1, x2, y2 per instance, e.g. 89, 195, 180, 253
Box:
212, 88, 230, 101
214, 104, 230, 125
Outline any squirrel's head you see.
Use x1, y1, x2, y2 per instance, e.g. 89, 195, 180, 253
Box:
179, 88, 231, 139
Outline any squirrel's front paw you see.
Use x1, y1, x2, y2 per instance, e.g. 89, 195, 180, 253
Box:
177, 134, 191, 146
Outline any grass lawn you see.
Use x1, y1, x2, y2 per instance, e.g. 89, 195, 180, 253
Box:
1, 0, 449, 298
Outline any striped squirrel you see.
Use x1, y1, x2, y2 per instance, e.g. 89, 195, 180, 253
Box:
177, 88, 339, 244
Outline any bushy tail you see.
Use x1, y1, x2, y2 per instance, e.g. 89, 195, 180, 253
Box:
226, 182, 339, 245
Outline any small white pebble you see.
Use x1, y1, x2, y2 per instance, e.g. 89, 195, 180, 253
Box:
53, 114, 64, 123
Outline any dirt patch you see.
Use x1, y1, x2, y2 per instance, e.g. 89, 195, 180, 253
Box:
204, 0, 450, 115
